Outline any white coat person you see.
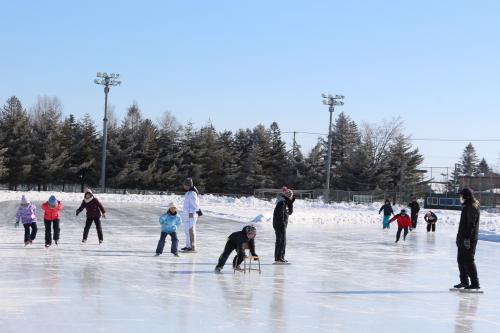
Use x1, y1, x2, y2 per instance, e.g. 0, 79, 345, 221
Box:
181, 177, 200, 252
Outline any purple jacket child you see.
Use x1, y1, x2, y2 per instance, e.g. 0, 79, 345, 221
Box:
16, 195, 37, 225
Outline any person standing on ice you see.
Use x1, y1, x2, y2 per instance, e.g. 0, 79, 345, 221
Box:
15, 195, 38, 246
273, 187, 295, 264
41, 195, 63, 248
155, 202, 182, 256
214, 225, 258, 273
408, 197, 420, 230
379, 199, 394, 229
389, 208, 412, 243
424, 211, 438, 233
453, 188, 481, 291
76, 189, 106, 244
181, 177, 200, 252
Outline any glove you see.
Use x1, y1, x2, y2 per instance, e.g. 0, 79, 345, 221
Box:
464, 238, 471, 250
102, 213, 106, 219
15, 222, 19, 228
76, 210, 79, 216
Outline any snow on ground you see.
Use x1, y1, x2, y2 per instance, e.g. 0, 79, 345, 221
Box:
0, 200, 499, 333
1, 190, 499, 239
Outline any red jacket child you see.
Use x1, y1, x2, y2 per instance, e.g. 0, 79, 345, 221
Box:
41, 195, 63, 221
389, 210, 412, 228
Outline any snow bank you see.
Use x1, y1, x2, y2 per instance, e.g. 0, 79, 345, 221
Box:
1, 191, 499, 234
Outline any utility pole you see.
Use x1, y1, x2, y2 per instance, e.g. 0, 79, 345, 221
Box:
321, 93, 345, 200
292, 131, 297, 159
94, 72, 121, 193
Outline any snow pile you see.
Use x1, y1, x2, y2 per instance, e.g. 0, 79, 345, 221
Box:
1, 190, 499, 233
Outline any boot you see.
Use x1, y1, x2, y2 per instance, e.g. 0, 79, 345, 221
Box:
189, 228, 196, 251
453, 282, 469, 289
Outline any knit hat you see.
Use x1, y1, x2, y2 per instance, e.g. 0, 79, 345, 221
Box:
282, 186, 293, 199
48, 195, 57, 205
184, 177, 194, 188
167, 202, 177, 210
459, 188, 474, 201
84, 188, 93, 197
21, 195, 29, 205
401, 209, 407, 215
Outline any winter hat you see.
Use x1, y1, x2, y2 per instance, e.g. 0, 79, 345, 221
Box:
167, 202, 177, 210
20, 195, 29, 205
400, 208, 407, 215
184, 177, 194, 188
84, 188, 94, 197
459, 188, 474, 201
48, 195, 57, 205
282, 186, 293, 199
245, 225, 257, 236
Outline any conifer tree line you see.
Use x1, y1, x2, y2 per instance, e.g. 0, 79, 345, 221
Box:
0, 95, 425, 193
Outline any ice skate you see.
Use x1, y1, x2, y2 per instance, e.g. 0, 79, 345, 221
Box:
173, 253, 179, 257
460, 285, 483, 293
214, 267, 222, 274
82, 239, 87, 243
54, 240, 58, 246
45, 243, 51, 248
449, 283, 468, 291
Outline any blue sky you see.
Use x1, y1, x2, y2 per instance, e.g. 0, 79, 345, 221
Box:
1, 0, 499, 173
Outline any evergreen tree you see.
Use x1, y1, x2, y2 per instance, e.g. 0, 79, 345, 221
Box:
0, 147, 8, 179
304, 141, 326, 190
477, 157, 490, 175
0, 97, 34, 189
458, 143, 479, 176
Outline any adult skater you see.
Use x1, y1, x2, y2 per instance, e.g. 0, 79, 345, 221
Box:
15, 195, 37, 246
76, 189, 106, 244
181, 177, 200, 252
41, 195, 64, 247
424, 210, 438, 232
379, 199, 394, 229
214, 225, 258, 273
273, 187, 295, 264
408, 197, 420, 229
452, 188, 481, 291
389, 209, 412, 243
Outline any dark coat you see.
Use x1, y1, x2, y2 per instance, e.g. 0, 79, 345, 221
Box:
273, 195, 294, 229
408, 201, 420, 215
228, 226, 257, 256
76, 198, 106, 219
424, 212, 438, 223
379, 203, 394, 216
457, 199, 480, 241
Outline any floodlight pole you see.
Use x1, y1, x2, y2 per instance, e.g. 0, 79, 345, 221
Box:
94, 72, 121, 193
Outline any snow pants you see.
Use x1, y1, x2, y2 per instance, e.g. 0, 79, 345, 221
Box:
426, 223, 436, 232
156, 231, 178, 255
216, 240, 244, 269
83, 217, 103, 242
395, 227, 408, 242
23, 223, 37, 243
457, 241, 479, 287
184, 214, 198, 250
383, 215, 391, 229
44, 219, 60, 245
274, 227, 287, 261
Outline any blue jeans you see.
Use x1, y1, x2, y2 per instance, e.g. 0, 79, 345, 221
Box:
156, 232, 178, 255
383, 215, 391, 229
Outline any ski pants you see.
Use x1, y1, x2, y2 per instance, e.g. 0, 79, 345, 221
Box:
184, 214, 198, 250
457, 241, 479, 286
411, 214, 418, 229
44, 219, 60, 245
156, 231, 178, 255
23, 223, 37, 242
216, 240, 244, 269
426, 223, 436, 232
274, 226, 287, 261
396, 227, 408, 242
383, 215, 391, 229
83, 217, 103, 241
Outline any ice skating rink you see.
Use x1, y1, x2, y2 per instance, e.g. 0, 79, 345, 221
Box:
1, 201, 499, 333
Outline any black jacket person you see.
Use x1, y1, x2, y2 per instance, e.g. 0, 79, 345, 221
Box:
454, 188, 481, 290
273, 187, 295, 263
215, 225, 258, 272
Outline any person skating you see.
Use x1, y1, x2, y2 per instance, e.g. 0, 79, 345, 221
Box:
379, 199, 394, 229
156, 202, 182, 256
273, 187, 295, 264
181, 178, 200, 252
452, 188, 481, 291
214, 225, 258, 273
15, 195, 38, 246
76, 189, 106, 244
424, 210, 438, 233
41, 195, 63, 248
389, 209, 412, 243
408, 197, 420, 229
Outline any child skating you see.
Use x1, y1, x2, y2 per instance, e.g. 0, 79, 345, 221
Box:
379, 199, 394, 229
15, 195, 37, 246
389, 209, 412, 243
214, 225, 258, 273
41, 195, 63, 247
424, 211, 438, 232
156, 202, 182, 256
76, 189, 106, 244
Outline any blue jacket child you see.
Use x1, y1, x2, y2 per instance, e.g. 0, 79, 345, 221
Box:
156, 202, 182, 256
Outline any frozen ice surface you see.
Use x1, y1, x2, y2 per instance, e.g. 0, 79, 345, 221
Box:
1, 201, 499, 333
